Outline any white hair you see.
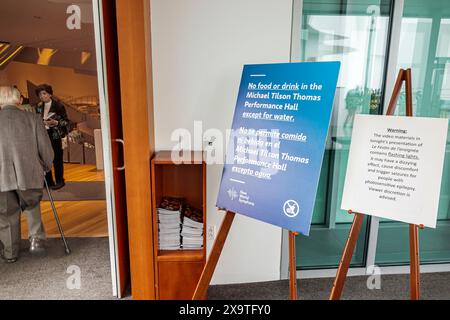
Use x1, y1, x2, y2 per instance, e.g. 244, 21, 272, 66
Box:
0, 86, 21, 108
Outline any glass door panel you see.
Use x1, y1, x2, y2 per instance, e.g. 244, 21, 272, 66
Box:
295, 0, 393, 269
376, 0, 450, 265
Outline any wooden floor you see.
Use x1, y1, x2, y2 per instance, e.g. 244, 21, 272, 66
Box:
63, 163, 105, 182
20, 164, 108, 239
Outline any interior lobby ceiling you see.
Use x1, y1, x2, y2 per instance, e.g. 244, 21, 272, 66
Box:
0, 0, 96, 72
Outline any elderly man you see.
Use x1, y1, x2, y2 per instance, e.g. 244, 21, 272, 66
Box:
0, 86, 54, 263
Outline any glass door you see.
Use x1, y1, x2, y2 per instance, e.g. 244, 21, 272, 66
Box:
375, 0, 450, 265
0, 0, 120, 298
292, 0, 394, 269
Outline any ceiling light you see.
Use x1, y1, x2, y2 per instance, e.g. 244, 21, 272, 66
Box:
37, 48, 58, 66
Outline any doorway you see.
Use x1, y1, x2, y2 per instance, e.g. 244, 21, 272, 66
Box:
0, 0, 124, 299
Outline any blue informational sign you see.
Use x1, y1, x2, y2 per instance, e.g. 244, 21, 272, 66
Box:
216, 62, 340, 235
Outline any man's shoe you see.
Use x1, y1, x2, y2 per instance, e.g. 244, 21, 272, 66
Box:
29, 237, 46, 254
51, 181, 66, 190
0, 251, 18, 263
4, 257, 18, 263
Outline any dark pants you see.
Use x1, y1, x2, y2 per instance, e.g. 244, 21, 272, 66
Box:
0, 189, 45, 259
18, 189, 46, 241
45, 136, 64, 185
0, 192, 21, 259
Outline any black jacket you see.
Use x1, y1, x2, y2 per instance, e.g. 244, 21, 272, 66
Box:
36, 99, 69, 140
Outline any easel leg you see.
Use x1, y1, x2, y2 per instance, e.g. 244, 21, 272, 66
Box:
192, 211, 235, 300
329, 213, 365, 300
388, 69, 421, 300
409, 224, 420, 300
289, 231, 298, 300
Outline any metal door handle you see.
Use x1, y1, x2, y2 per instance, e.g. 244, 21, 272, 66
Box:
114, 139, 125, 171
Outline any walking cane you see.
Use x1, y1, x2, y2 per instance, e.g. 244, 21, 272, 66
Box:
44, 178, 71, 255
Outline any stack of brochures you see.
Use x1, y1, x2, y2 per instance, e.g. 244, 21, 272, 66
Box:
158, 197, 182, 250
181, 206, 203, 249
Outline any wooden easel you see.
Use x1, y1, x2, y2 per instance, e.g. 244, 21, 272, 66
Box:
329, 68, 424, 300
192, 211, 300, 300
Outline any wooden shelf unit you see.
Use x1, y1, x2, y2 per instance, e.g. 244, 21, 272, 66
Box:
151, 151, 206, 300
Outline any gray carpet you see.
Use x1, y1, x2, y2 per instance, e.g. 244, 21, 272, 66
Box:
208, 272, 450, 300
3, 237, 450, 300
0, 237, 115, 300
42, 181, 106, 201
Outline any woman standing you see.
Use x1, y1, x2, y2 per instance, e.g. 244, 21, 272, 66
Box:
35, 84, 69, 190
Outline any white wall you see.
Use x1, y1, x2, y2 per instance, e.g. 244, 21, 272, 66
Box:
151, 0, 293, 284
